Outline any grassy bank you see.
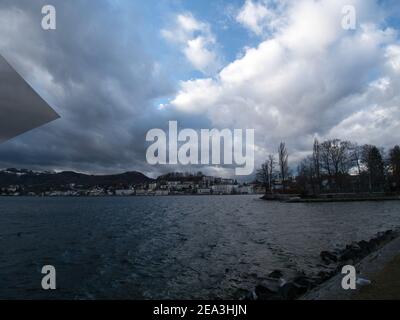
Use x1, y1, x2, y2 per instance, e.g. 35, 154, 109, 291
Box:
352, 255, 400, 300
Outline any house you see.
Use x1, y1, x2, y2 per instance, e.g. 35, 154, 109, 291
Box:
167, 181, 180, 188
88, 188, 105, 196
238, 185, 253, 194
202, 176, 215, 186
155, 190, 169, 196
212, 185, 234, 195
221, 178, 234, 185
197, 188, 211, 195
135, 189, 147, 195
148, 183, 158, 191
115, 189, 135, 196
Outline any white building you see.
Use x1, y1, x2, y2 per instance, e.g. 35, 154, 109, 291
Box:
148, 183, 157, 191
155, 190, 169, 196
221, 178, 234, 185
197, 188, 211, 195
135, 189, 147, 195
238, 186, 254, 194
167, 181, 180, 187
88, 188, 105, 196
115, 189, 135, 196
212, 185, 234, 195
202, 176, 215, 185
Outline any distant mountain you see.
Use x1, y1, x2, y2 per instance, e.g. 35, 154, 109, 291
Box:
0, 168, 154, 190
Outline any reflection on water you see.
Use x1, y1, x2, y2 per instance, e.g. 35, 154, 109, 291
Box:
0, 195, 399, 299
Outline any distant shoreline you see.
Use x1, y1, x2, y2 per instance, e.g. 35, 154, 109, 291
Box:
287, 197, 400, 203
261, 193, 400, 203
0, 193, 261, 198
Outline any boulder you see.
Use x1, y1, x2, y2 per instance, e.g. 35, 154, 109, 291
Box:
317, 270, 335, 282
268, 270, 283, 279
243, 290, 257, 301
279, 282, 308, 300
368, 238, 379, 251
357, 240, 371, 254
260, 278, 282, 293
320, 251, 338, 264
255, 284, 280, 300
292, 276, 317, 290
340, 248, 359, 261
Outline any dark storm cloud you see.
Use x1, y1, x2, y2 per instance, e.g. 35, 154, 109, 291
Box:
0, 0, 175, 174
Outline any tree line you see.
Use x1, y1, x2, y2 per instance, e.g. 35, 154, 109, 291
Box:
257, 139, 400, 194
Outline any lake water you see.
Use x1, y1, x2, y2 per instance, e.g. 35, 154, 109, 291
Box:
1, 195, 400, 299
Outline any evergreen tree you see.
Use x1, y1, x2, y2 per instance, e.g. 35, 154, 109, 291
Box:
389, 146, 400, 191
362, 145, 385, 192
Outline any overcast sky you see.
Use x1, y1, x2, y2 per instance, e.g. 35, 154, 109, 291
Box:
0, 0, 400, 178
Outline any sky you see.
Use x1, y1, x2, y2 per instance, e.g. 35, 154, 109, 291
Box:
0, 0, 400, 178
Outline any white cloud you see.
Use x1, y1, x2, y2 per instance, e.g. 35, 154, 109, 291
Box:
170, 0, 400, 168
386, 45, 400, 72
162, 13, 221, 75
236, 0, 285, 36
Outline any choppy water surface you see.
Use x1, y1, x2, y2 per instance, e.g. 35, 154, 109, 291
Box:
0, 195, 400, 299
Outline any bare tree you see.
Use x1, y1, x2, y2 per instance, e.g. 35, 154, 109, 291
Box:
349, 143, 362, 175
320, 139, 351, 191
349, 143, 363, 192
257, 154, 276, 194
297, 155, 316, 194
312, 138, 321, 193
257, 162, 270, 193
389, 146, 400, 191
268, 154, 276, 193
329, 140, 351, 175
278, 142, 289, 191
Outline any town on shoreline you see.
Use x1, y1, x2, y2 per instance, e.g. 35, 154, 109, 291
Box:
0, 169, 261, 197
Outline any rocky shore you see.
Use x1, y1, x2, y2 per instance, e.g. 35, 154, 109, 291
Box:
243, 229, 399, 300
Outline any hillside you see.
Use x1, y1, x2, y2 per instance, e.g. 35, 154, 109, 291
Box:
0, 168, 154, 189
